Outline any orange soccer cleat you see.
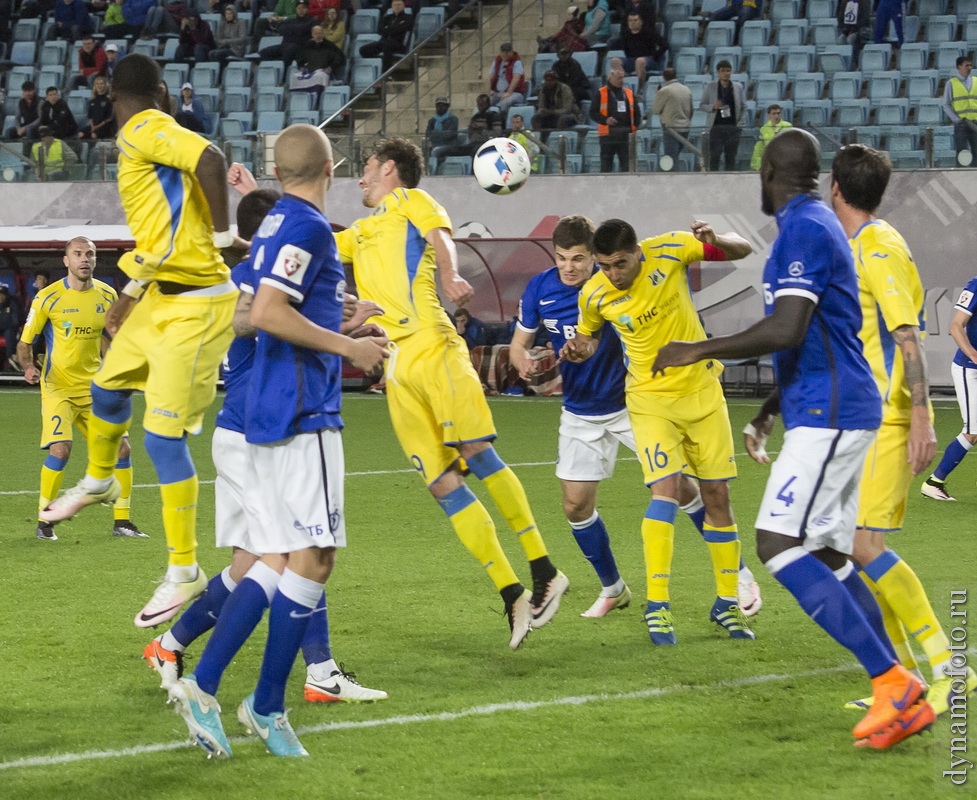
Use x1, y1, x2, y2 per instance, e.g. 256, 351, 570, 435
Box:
854, 698, 936, 750
852, 663, 927, 741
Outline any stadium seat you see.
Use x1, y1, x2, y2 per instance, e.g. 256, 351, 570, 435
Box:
532, 53, 558, 84
925, 15, 959, 44
194, 88, 218, 113
131, 39, 158, 58
740, 20, 771, 50
794, 99, 833, 127
440, 155, 471, 176
66, 93, 87, 119
897, 43, 930, 71
811, 19, 837, 47
9, 41, 36, 66
770, 0, 801, 22
784, 46, 816, 77
223, 61, 251, 87
806, 0, 837, 18
39, 40, 67, 67
350, 8, 380, 35
703, 21, 735, 54
876, 98, 909, 125
709, 46, 742, 72
414, 7, 445, 43
13, 18, 40, 42
160, 38, 181, 61
190, 63, 220, 89
6, 66, 36, 93
859, 44, 892, 74
819, 45, 852, 76
674, 47, 706, 75
256, 61, 284, 88
965, 15, 977, 46
867, 71, 901, 101
161, 63, 189, 89
906, 69, 939, 100
636, 152, 658, 172
221, 87, 251, 113
916, 0, 947, 18
222, 111, 254, 135
835, 98, 870, 126
664, 0, 694, 26
885, 129, 920, 152
892, 151, 926, 168
255, 90, 283, 112
320, 86, 351, 120
754, 74, 787, 103
255, 110, 285, 132
669, 21, 699, 52
791, 72, 825, 101
548, 130, 580, 155
287, 92, 315, 114
959, 0, 977, 18
288, 110, 320, 126
936, 43, 967, 72
775, 19, 809, 47
915, 97, 945, 125
38, 67, 65, 92
575, 50, 599, 77
854, 124, 881, 147
746, 46, 779, 78
351, 59, 382, 93
684, 75, 710, 104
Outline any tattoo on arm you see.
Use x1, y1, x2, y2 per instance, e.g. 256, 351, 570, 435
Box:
893, 325, 929, 408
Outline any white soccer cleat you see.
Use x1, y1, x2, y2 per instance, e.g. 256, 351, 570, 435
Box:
143, 635, 184, 691
580, 584, 632, 618
737, 579, 763, 617
39, 476, 121, 522
506, 590, 533, 650
921, 478, 955, 501
134, 569, 208, 628
304, 664, 389, 703
530, 570, 570, 628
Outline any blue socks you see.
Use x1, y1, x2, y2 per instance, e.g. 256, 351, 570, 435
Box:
766, 548, 894, 678
254, 569, 324, 716
933, 434, 973, 482
170, 568, 235, 650
569, 511, 620, 588
194, 562, 280, 697
836, 561, 898, 663
300, 591, 332, 666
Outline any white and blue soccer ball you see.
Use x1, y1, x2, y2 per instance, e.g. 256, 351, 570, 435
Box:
472, 138, 531, 195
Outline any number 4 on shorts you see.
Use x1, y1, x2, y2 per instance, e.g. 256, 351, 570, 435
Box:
777, 476, 796, 507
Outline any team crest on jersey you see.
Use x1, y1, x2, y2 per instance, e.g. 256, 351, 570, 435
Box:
95, 303, 106, 314
272, 244, 312, 283
335, 279, 347, 302
648, 268, 666, 286
788, 261, 805, 277
959, 290, 974, 307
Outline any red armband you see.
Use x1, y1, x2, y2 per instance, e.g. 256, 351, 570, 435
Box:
702, 243, 726, 261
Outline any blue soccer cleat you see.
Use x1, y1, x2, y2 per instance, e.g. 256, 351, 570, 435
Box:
237, 694, 309, 757
709, 598, 756, 640
170, 675, 232, 758
645, 601, 676, 645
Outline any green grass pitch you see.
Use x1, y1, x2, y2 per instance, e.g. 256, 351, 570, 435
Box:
1, 387, 974, 799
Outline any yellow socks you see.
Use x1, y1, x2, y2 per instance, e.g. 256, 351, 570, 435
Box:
702, 523, 741, 600
113, 459, 133, 521
643, 498, 678, 603
87, 414, 128, 480
438, 484, 520, 590
160, 476, 198, 567
38, 454, 67, 519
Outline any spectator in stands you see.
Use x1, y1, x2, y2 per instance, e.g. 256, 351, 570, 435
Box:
426, 96, 459, 151
253, 0, 299, 42
873, 0, 904, 47
321, 5, 345, 49
210, 5, 249, 61
39, 87, 77, 141
290, 24, 345, 94
837, 0, 870, 68
101, 0, 129, 38
174, 83, 210, 134
77, 75, 115, 140
359, 0, 413, 70
5, 81, 41, 140
47, 0, 92, 41
537, 5, 586, 54
70, 35, 107, 91
130, 0, 177, 38
103, 44, 124, 80
28, 271, 50, 305
307, 0, 339, 20
623, 0, 658, 26
582, 0, 611, 47
533, 70, 580, 133
750, 103, 791, 170
17, 0, 55, 22
31, 126, 78, 181
943, 55, 977, 166
261, 0, 316, 68
552, 45, 592, 105
454, 308, 488, 351
591, 67, 640, 172
710, 0, 760, 43
487, 42, 526, 116
701, 59, 744, 171
608, 12, 667, 92
431, 93, 502, 166
0, 283, 25, 371
176, 12, 217, 62
507, 113, 542, 172
651, 67, 693, 167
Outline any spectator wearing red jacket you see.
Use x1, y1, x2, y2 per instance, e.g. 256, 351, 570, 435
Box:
488, 42, 526, 115
71, 35, 107, 90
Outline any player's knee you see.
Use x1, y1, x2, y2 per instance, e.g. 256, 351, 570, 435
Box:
143, 431, 195, 483
91, 384, 132, 424
48, 441, 72, 461
964, 432, 977, 446
756, 530, 795, 566
465, 445, 506, 480
563, 495, 595, 522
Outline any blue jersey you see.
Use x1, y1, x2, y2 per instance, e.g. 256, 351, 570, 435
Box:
764, 194, 881, 431
517, 266, 625, 416
214, 260, 255, 435
952, 276, 977, 369
244, 195, 346, 445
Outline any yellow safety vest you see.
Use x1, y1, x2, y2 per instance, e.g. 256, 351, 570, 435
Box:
31, 139, 67, 170
950, 77, 977, 120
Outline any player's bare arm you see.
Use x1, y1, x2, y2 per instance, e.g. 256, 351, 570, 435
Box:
104, 293, 139, 338
17, 340, 39, 384
559, 330, 597, 363
196, 145, 249, 255
744, 390, 780, 464
690, 220, 753, 260
250, 283, 389, 373
340, 298, 385, 335
426, 227, 474, 307
949, 308, 977, 365
509, 327, 540, 379
227, 162, 258, 196
232, 290, 256, 337
653, 294, 815, 375
892, 323, 937, 475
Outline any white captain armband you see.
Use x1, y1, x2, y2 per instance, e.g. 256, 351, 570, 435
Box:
122, 280, 147, 300
213, 230, 235, 249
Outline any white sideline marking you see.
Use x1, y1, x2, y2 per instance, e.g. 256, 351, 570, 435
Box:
0, 663, 858, 771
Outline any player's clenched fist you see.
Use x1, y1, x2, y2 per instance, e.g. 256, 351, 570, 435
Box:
347, 336, 389, 374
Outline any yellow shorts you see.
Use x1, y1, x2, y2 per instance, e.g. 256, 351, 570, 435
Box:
95, 283, 235, 438
40, 390, 90, 449
385, 327, 496, 485
626, 379, 737, 486
857, 418, 911, 531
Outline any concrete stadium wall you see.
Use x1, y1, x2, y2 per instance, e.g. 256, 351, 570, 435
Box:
2, 169, 974, 386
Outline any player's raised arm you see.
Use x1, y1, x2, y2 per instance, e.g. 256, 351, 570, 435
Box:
426, 227, 473, 307
690, 220, 753, 260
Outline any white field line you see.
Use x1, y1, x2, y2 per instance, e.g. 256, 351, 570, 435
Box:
0, 452, 776, 496
0, 663, 859, 771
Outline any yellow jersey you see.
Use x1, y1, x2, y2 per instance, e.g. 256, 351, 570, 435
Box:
851, 219, 928, 422
116, 108, 228, 286
335, 187, 454, 343
19, 278, 117, 395
577, 231, 723, 397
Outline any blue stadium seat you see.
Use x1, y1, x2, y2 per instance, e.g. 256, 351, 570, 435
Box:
440, 155, 471, 176
902, 15, 921, 42
703, 21, 735, 54
37, 66, 65, 92
775, 19, 809, 47
221, 111, 254, 135
965, 14, 977, 46
770, 0, 801, 23
675, 47, 706, 75
255, 110, 285, 132
868, 71, 901, 101
835, 98, 870, 126
13, 18, 40, 42
811, 18, 837, 47
709, 46, 742, 72
876, 98, 909, 125
532, 53, 558, 84
916, 0, 947, 18
791, 72, 825, 101
223, 61, 251, 87
415, 7, 445, 42
784, 46, 816, 77
959, 0, 977, 18
740, 20, 771, 50
288, 110, 320, 126
287, 92, 315, 114
548, 131, 580, 155
256, 61, 284, 88
684, 74, 711, 104
161, 63, 189, 88
925, 15, 959, 44
898, 42, 930, 71
819, 45, 852, 76
859, 44, 892, 74
936, 43, 967, 72
806, 0, 837, 18
9, 41, 36, 66
320, 86, 351, 120
39, 40, 67, 67
664, 0, 694, 26
754, 74, 787, 103
746, 46, 779, 78
504, 103, 535, 128
855, 124, 881, 147
575, 50, 599, 76
350, 8, 380, 35
669, 21, 699, 52
915, 97, 945, 125
255, 90, 283, 112
194, 87, 218, 113
131, 39, 158, 58
795, 99, 833, 127
222, 87, 251, 113
190, 63, 220, 89
351, 59, 382, 93
906, 69, 939, 100
160, 38, 181, 61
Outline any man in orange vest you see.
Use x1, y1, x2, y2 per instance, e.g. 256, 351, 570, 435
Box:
590, 67, 640, 172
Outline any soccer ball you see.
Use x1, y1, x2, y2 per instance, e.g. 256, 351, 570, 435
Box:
472, 138, 531, 195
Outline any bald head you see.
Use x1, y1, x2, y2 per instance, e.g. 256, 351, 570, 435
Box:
760, 128, 820, 215
274, 124, 333, 188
